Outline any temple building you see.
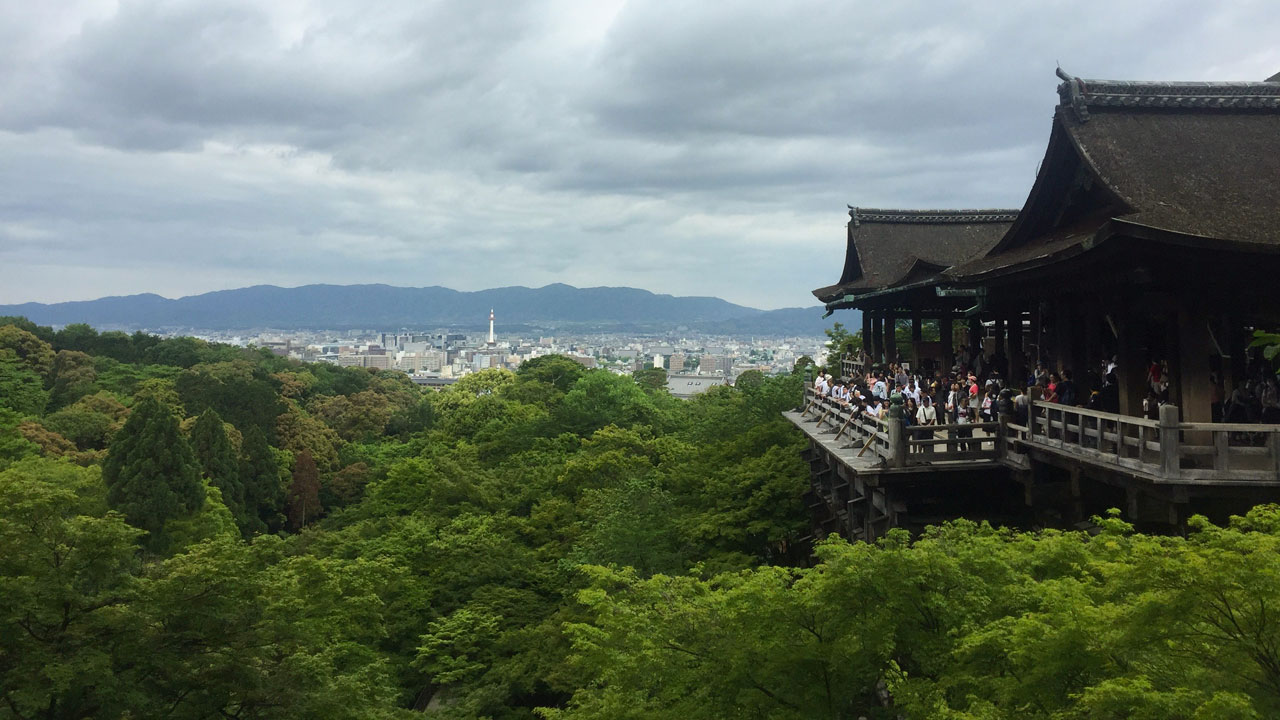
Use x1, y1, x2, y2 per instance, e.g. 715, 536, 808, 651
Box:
789, 69, 1280, 541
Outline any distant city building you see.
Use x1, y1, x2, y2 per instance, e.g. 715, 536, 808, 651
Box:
668, 353, 685, 373
665, 373, 727, 399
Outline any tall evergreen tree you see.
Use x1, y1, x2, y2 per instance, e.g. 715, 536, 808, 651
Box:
189, 408, 246, 531
239, 425, 282, 535
286, 449, 322, 532
102, 395, 203, 548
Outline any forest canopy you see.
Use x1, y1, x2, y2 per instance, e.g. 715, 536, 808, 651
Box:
2, 317, 1279, 719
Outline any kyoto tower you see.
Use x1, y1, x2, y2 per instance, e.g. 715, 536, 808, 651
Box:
487, 309, 496, 346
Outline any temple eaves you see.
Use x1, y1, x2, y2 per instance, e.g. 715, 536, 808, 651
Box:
1055, 67, 1280, 122
847, 207, 1020, 227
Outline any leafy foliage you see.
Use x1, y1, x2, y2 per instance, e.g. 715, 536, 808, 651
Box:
102, 396, 205, 549
9, 317, 1278, 719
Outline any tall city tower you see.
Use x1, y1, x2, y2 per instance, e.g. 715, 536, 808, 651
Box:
487, 309, 496, 346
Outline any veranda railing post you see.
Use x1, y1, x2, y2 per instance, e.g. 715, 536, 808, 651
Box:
888, 392, 907, 468
1159, 404, 1181, 478
1027, 386, 1043, 443
996, 388, 1013, 461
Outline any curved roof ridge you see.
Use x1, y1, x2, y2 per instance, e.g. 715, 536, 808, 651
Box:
848, 207, 1021, 226
1056, 68, 1280, 121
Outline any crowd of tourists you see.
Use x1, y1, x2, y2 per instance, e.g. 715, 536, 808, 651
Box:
810, 349, 1005, 453
812, 343, 1280, 447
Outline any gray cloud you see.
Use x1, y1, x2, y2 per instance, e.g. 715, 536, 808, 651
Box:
0, 0, 1277, 310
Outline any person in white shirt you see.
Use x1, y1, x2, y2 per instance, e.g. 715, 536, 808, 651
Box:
915, 395, 937, 453
834, 383, 850, 406
814, 374, 829, 397
905, 382, 921, 405
872, 374, 887, 400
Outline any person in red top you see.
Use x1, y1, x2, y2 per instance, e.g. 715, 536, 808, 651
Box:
1044, 373, 1060, 403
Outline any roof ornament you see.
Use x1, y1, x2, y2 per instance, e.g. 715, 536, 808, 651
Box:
1056, 66, 1090, 122
848, 205, 861, 227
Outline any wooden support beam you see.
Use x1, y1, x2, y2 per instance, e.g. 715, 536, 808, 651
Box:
871, 312, 884, 365
1007, 311, 1026, 388
1176, 306, 1214, 424
862, 311, 873, 365
968, 316, 983, 368
1114, 309, 1145, 417
884, 312, 898, 365
911, 310, 923, 369
940, 316, 954, 371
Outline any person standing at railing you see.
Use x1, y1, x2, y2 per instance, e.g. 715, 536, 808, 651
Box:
815, 373, 830, 397
945, 382, 961, 452
957, 399, 975, 451
1044, 374, 1060, 403
1058, 370, 1078, 406
916, 395, 937, 453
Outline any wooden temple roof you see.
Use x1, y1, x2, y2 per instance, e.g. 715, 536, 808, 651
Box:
946, 70, 1280, 283
815, 69, 1280, 310
813, 208, 1016, 306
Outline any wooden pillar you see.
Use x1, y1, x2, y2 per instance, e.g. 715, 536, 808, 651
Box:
1007, 311, 1026, 388
992, 316, 1007, 381
1083, 301, 1103, 398
1029, 301, 1043, 366
911, 311, 923, 369
1159, 403, 1181, 477
1054, 301, 1072, 376
1114, 310, 1145, 417
871, 312, 884, 365
968, 316, 983, 371
884, 312, 898, 365
888, 401, 907, 469
861, 311, 873, 365
940, 316, 954, 371
1224, 317, 1244, 397
1176, 306, 1214, 424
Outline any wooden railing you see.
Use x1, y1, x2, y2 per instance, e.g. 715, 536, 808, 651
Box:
1018, 399, 1280, 484
800, 383, 1280, 484
841, 354, 866, 380
800, 385, 1000, 467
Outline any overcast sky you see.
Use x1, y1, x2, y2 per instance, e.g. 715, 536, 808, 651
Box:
1, 1, 1276, 309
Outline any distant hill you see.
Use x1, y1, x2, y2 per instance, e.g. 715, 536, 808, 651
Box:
0, 283, 848, 336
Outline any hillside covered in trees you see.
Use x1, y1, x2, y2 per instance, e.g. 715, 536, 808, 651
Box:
3, 317, 1280, 719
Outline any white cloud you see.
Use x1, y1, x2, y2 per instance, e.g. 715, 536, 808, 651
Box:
0, 0, 1276, 310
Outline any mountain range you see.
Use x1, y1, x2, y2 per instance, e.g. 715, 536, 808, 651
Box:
0, 283, 845, 336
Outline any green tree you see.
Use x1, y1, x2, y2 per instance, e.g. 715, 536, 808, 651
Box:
793, 355, 815, 376
47, 349, 99, 410
310, 389, 395, 441
0, 457, 147, 719
189, 408, 247, 531
286, 449, 323, 531
176, 361, 283, 439
632, 366, 668, 392
0, 408, 39, 468
561, 372, 666, 436
276, 399, 343, 471
0, 324, 56, 376
52, 322, 100, 355
102, 396, 204, 548
240, 424, 283, 534
0, 315, 54, 342
824, 321, 861, 366
519, 355, 588, 394
0, 358, 49, 416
